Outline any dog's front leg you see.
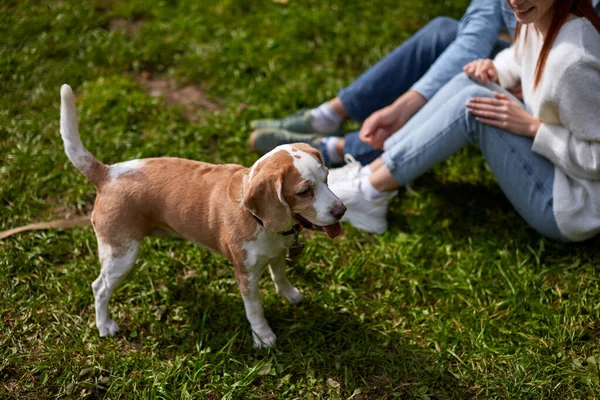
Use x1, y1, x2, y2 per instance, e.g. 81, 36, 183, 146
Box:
238, 264, 277, 348
269, 253, 303, 304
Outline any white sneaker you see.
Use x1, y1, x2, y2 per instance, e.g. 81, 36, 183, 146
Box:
328, 173, 397, 235
327, 154, 370, 184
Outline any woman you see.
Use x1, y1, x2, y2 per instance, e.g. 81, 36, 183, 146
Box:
327, 0, 600, 241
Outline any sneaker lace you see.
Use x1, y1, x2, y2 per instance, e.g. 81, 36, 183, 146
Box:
343, 154, 359, 166
337, 154, 362, 179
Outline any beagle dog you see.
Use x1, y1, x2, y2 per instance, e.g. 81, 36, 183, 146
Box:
59, 85, 346, 347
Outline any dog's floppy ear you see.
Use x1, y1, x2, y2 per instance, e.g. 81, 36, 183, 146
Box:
242, 167, 292, 232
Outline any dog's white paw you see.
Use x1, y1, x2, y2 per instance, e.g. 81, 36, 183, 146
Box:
253, 329, 277, 348
98, 320, 119, 337
283, 287, 303, 304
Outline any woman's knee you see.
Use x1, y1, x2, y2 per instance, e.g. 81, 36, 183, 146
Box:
435, 75, 493, 118
454, 76, 494, 102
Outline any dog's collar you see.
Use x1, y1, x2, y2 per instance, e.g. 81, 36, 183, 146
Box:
250, 213, 305, 259
250, 214, 301, 236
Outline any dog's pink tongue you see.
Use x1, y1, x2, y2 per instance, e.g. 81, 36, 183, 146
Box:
322, 223, 342, 239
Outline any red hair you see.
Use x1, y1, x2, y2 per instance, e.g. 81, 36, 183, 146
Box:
514, 0, 600, 88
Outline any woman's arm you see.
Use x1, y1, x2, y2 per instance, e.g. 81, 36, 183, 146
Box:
532, 59, 600, 180
493, 42, 521, 89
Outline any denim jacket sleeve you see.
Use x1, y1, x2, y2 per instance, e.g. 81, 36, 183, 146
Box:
411, 0, 504, 100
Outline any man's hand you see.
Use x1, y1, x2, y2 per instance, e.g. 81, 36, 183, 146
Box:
359, 90, 426, 150
463, 59, 498, 84
467, 92, 541, 137
359, 105, 405, 150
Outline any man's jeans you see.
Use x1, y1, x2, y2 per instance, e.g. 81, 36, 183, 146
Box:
339, 17, 457, 164
338, 17, 458, 123
338, 17, 510, 165
379, 73, 567, 241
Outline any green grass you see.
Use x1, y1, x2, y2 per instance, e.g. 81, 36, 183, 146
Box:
2, 0, 600, 398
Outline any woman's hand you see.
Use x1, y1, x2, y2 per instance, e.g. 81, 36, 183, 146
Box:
466, 92, 541, 137
463, 59, 498, 84
359, 104, 406, 150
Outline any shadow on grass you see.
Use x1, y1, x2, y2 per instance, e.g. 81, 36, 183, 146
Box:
388, 177, 547, 242
388, 175, 512, 235
386, 177, 600, 271
127, 278, 470, 398
66, 180, 598, 398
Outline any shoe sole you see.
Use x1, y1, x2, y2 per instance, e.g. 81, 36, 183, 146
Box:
342, 211, 387, 235
250, 119, 313, 133
250, 120, 343, 136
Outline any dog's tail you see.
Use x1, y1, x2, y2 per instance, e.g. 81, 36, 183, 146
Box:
60, 84, 108, 188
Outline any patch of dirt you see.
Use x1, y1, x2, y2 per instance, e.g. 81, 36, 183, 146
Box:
108, 18, 144, 36
137, 73, 221, 121
50, 201, 93, 220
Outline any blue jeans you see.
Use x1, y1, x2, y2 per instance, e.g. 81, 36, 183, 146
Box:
339, 16, 511, 166
338, 17, 458, 123
339, 17, 457, 165
380, 73, 567, 241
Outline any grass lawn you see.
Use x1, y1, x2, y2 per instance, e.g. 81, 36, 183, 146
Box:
2, 0, 600, 398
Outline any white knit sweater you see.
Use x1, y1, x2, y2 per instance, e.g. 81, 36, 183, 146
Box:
493, 18, 600, 241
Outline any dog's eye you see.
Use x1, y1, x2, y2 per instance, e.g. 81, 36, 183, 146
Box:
296, 188, 312, 197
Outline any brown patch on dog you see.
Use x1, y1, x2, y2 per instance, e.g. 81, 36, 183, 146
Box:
137, 74, 220, 121
283, 179, 319, 225
243, 151, 294, 232
291, 143, 324, 165
246, 145, 329, 228
279, 156, 320, 224
89, 157, 269, 295
85, 159, 110, 190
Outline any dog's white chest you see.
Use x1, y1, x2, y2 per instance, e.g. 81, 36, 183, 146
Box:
242, 227, 293, 268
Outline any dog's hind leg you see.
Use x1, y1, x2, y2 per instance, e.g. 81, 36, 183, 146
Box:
92, 236, 140, 337
269, 253, 303, 304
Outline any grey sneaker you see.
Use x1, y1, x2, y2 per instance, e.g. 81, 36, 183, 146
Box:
250, 128, 323, 156
251, 109, 343, 136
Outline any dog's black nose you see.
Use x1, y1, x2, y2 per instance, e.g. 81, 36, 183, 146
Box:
331, 203, 346, 220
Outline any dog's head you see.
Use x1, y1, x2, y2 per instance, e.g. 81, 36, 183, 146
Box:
242, 143, 346, 238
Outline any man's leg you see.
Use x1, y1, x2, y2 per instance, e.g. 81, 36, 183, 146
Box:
250, 16, 458, 136
338, 16, 458, 122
